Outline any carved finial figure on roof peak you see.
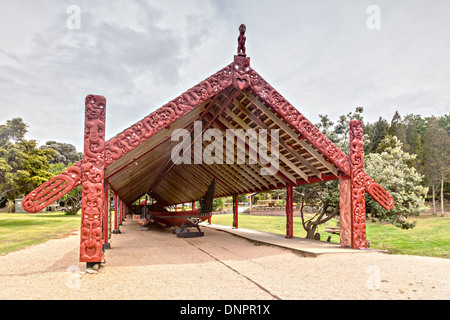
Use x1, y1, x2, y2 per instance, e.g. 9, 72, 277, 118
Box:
237, 24, 247, 56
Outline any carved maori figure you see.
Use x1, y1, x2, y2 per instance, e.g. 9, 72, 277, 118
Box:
232, 55, 251, 91
237, 24, 247, 56
349, 120, 367, 249
79, 95, 106, 263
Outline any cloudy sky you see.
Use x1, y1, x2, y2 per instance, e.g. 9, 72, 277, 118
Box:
1, 0, 449, 152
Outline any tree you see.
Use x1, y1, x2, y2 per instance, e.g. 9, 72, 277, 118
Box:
40, 141, 82, 166
0, 118, 28, 144
389, 111, 409, 152
365, 117, 390, 154
48, 162, 82, 215
423, 117, 450, 216
318, 107, 364, 154
365, 136, 428, 228
296, 180, 340, 239
0, 118, 55, 212
0, 139, 54, 211
404, 116, 424, 171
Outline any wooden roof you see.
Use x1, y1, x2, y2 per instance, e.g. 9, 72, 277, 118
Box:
105, 86, 340, 205
22, 31, 394, 213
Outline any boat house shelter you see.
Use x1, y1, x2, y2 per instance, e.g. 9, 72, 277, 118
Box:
22, 25, 394, 266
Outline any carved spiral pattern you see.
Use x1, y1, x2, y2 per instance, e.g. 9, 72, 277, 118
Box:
80, 95, 106, 263
104, 64, 233, 165
349, 120, 367, 249
22, 161, 82, 213
245, 64, 351, 176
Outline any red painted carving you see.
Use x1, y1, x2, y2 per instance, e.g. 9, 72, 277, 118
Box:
363, 173, 395, 210
232, 55, 251, 91
103, 64, 233, 165
339, 178, 352, 247
247, 69, 351, 176
80, 95, 106, 263
22, 65, 233, 212
237, 24, 247, 56
286, 183, 293, 238
349, 120, 366, 249
22, 161, 82, 213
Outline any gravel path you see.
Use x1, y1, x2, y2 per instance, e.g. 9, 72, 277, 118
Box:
0, 219, 449, 300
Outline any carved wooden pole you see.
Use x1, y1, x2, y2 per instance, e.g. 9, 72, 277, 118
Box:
349, 120, 367, 249
339, 177, 352, 247
103, 179, 110, 250
113, 193, 120, 234
118, 198, 123, 225
232, 193, 239, 229
286, 182, 294, 238
80, 95, 106, 264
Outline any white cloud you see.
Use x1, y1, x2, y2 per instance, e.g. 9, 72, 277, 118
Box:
0, 0, 449, 152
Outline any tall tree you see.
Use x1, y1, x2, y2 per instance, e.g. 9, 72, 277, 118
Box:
404, 116, 424, 171
366, 117, 390, 153
0, 118, 55, 211
365, 136, 428, 228
0, 118, 28, 144
40, 141, 82, 166
389, 111, 409, 152
423, 117, 450, 216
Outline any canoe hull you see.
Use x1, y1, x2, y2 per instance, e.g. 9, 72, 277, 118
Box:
150, 210, 211, 228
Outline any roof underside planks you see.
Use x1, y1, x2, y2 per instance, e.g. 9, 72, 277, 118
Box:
105, 87, 340, 205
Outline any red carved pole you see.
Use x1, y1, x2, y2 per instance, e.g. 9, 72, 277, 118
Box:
118, 198, 122, 225
122, 198, 125, 224
286, 182, 294, 238
80, 95, 106, 264
103, 179, 110, 249
113, 193, 118, 231
339, 177, 352, 247
349, 120, 367, 249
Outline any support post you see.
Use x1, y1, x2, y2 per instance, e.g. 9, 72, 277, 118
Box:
349, 120, 367, 249
112, 193, 120, 234
232, 194, 238, 229
80, 95, 106, 264
103, 179, 111, 249
339, 177, 351, 247
286, 182, 293, 238
118, 198, 122, 226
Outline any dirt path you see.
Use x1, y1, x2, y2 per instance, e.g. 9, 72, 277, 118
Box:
0, 219, 449, 300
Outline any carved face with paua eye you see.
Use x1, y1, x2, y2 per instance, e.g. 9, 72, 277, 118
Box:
349, 120, 363, 140
232, 55, 251, 90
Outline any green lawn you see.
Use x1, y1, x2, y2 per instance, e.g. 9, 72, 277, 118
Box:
0, 212, 81, 256
0, 211, 448, 259
210, 213, 450, 259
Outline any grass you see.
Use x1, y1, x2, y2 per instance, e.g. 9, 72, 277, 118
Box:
0, 210, 448, 259
210, 212, 450, 259
0, 212, 81, 256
